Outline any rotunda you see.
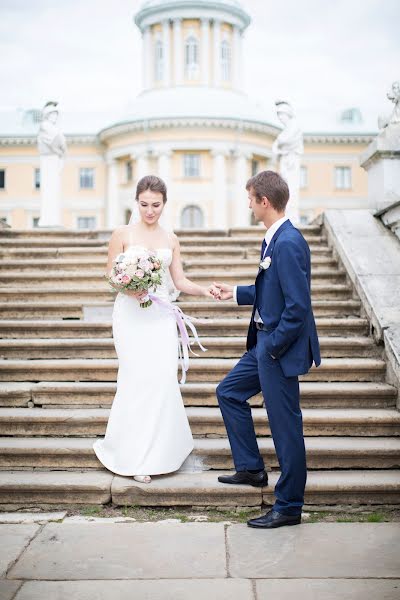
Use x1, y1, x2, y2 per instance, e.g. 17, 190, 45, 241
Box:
100, 0, 279, 229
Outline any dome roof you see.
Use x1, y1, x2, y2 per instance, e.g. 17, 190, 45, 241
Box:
99, 86, 278, 137
140, 0, 244, 9
135, 0, 251, 30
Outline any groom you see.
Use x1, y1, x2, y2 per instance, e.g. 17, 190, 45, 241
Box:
214, 170, 321, 529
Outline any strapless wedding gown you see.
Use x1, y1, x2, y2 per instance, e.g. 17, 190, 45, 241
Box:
93, 245, 194, 476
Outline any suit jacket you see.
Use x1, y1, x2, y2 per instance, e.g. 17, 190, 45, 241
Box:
236, 219, 321, 377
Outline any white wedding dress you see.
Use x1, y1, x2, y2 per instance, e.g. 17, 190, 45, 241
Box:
93, 245, 194, 476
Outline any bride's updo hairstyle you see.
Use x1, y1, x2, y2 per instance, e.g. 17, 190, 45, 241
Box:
135, 175, 167, 204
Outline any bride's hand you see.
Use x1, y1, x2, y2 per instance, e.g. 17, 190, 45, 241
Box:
125, 290, 148, 302
203, 285, 218, 300
213, 281, 233, 301
206, 285, 221, 300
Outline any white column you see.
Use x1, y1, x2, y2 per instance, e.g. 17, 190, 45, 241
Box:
106, 159, 120, 229
213, 19, 221, 87
162, 19, 171, 87
212, 149, 228, 229
233, 151, 251, 227
134, 151, 149, 185
173, 18, 183, 85
232, 26, 242, 90
201, 18, 210, 86
142, 26, 152, 90
157, 150, 173, 230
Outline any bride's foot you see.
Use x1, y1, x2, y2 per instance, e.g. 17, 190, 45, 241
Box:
133, 475, 152, 484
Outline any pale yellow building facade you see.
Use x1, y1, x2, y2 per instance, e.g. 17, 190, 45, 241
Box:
0, 0, 373, 230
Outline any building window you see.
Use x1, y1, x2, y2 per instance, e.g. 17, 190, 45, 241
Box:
155, 40, 163, 81
32, 217, 40, 228
300, 166, 308, 189
79, 168, 94, 189
251, 159, 259, 176
335, 166, 351, 190
0, 169, 5, 189
34, 168, 40, 190
126, 161, 133, 182
183, 153, 200, 177
221, 40, 231, 81
185, 36, 199, 80
77, 216, 96, 229
181, 205, 204, 228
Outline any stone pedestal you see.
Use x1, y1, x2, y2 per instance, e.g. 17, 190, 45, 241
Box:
360, 123, 400, 210
38, 155, 63, 228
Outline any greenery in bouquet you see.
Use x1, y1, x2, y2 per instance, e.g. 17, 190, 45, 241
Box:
107, 250, 164, 308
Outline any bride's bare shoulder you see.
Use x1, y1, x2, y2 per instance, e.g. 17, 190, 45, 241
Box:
110, 225, 134, 240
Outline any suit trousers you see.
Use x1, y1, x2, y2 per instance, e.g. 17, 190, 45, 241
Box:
216, 329, 307, 516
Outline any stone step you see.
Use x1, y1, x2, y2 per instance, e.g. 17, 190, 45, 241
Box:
0, 299, 361, 320
111, 469, 400, 508
0, 256, 340, 272
0, 231, 326, 246
0, 317, 370, 339
0, 246, 336, 262
0, 284, 353, 302
0, 271, 348, 289
1, 407, 399, 437
177, 235, 328, 247
1, 469, 398, 508
1, 381, 396, 409
0, 436, 399, 469
0, 336, 379, 360
0, 357, 386, 383
0, 238, 107, 248
229, 226, 322, 236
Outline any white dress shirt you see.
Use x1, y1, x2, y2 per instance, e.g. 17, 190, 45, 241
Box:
233, 217, 289, 318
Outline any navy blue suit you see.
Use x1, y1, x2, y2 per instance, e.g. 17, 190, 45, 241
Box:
217, 219, 321, 515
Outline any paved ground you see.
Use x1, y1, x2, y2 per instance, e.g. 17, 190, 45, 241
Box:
1, 516, 399, 599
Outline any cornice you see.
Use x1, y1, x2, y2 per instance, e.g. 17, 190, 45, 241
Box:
134, 1, 251, 31
98, 117, 280, 141
0, 126, 376, 148
0, 134, 100, 147
304, 133, 375, 144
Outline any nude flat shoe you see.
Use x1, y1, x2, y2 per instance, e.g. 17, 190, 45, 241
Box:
133, 475, 152, 484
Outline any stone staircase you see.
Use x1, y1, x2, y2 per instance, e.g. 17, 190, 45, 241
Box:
0, 225, 399, 510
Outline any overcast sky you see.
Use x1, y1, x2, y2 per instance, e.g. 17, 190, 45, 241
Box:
0, 0, 399, 127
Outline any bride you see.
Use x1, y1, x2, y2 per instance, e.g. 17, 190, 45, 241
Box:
93, 175, 215, 483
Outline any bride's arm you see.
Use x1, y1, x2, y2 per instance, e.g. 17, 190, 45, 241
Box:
169, 234, 215, 298
106, 228, 124, 275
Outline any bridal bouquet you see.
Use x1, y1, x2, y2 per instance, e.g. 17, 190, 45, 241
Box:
107, 249, 163, 308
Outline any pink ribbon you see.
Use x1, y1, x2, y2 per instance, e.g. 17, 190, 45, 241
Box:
149, 294, 207, 384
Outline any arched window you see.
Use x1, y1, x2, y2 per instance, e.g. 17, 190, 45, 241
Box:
181, 205, 204, 229
185, 36, 199, 80
221, 40, 231, 81
155, 39, 163, 81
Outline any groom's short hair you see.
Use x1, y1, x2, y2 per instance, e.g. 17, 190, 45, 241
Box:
246, 171, 289, 212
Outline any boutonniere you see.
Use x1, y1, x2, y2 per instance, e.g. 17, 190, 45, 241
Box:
260, 257, 272, 270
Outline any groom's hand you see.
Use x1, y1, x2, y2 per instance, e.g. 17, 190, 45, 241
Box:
213, 282, 233, 301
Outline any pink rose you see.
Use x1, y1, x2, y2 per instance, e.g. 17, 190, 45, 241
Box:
122, 275, 131, 283
139, 258, 151, 272
135, 269, 144, 278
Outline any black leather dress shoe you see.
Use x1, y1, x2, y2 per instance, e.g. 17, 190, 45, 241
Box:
218, 470, 268, 488
247, 509, 301, 529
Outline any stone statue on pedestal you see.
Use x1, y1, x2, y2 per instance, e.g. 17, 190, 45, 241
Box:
272, 100, 304, 225
361, 81, 400, 209
37, 101, 67, 227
